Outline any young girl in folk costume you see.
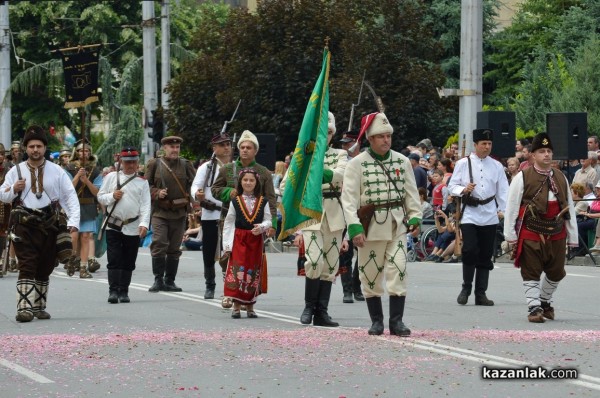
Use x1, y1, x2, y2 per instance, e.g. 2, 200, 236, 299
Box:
222, 168, 272, 318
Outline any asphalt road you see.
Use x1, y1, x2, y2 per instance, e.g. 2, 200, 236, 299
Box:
1, 248, 600, 398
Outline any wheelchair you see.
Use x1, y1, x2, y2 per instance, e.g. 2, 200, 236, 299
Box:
406, 219, 437, 262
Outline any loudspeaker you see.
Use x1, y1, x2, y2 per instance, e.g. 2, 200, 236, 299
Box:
546, 113, 588, 160
476, 111, 516, 158
255, 133, 277, 171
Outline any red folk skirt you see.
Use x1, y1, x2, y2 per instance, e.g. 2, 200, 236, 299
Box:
224, 228, 265, 304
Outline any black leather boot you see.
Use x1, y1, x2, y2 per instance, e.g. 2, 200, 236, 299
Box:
149, 257, 166, 292
340, 266, 354, 303
474, 268, 494, 306
389, 296, 411, 336
107, 269, 119, 304
313, 280, 339, 327
300, 278, 320, 324
163, 256, 182, 292
366, 297, 384, 335
457, 264, 475, 305
204, 260, 216, 299
119, 270, 132, 303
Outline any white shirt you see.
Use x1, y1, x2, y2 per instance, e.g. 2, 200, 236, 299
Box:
97, 171, 151, 236
448, 152, 509, 226
503, 170, 578, 246
191, 158, 224, 221
0, 161, 80, 228
222, 195, 272, 252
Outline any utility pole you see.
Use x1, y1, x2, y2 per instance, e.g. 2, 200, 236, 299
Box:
458, 0, 483, 155
142, 0, 158, 161
0, 1, 11, 149
161, 0, 170, 136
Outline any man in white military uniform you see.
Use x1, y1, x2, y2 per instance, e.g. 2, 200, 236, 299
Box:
97, 147, 151, 304
341, 112, 422, 336
191, 132, 232, 299
283, 112, 347, 327
448, 129, 509, 307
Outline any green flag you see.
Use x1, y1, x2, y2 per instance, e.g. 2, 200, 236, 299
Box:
278, 48, 331, 240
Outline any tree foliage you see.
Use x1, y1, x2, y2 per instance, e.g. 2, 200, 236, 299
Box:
6, 0, 202, 162
167, 0, 453, 160
486, 0, 584, 102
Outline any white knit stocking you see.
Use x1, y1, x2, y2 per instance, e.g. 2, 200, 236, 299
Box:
539, 275, 559, 304
523, 280, 541, 309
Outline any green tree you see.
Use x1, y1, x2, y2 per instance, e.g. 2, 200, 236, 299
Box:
486, 0, 583, 103
7, 1, 202, 163
166, 0, 452, 159
511, 49, 573, 132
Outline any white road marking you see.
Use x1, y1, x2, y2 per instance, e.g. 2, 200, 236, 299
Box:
0, 358, 54, 384
567, 273, 597, 278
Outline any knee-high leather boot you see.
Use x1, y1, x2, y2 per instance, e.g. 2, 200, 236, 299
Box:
163, 256, 183, 292
149, 257, 166, 292
474, 268, 494, 306
108, 268, 120, 303
340, 266, 354, 303
119, 270, 133, 303
389, 295, 411, 336
300, 278, 320, 324
366, 297, 384, 335
313, 280, 339, 327
457, 264, 476, 305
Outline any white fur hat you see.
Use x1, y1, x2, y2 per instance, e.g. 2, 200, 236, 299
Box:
328, 112, 336, 134
237, 130, 259, 151
366, 112, 393, 138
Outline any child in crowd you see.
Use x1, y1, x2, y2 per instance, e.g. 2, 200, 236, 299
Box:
222, 169, 272, 318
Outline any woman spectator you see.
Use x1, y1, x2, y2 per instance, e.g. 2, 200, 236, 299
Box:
573, 182, 600, 255
437, 158, 453, 185
506, 157, 520, 183
272, 161, 286, 197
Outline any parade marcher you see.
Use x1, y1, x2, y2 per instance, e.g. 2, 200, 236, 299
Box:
191, 132, 232, 299
212, 130, 278, 307
222, 168, 271, 318
97, 147, 151, 304
0, 144, 12, 273
338, 130, 363, 303
58, 147, 71, 169
449, 129, 509, 306
503, 133, 577, 323
145, 136, 196, 292
341, 112, 422, 336
0, 126, 80, 322
282, 112, 347, 326
8, 140, 23, 167
65, 139, 103, 278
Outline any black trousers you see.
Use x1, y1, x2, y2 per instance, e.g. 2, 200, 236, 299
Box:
460, 223, 497, 271
106, 229, 141, 271
201, 219, 219, 289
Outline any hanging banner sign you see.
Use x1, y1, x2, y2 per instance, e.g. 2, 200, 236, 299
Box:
60, 48, 100, 109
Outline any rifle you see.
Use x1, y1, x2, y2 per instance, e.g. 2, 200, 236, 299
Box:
453, 134, 467, 257
98, 162, 121, 240
347, 71, 366, 133
349, 80, 384, 153
200, 100, 241, 194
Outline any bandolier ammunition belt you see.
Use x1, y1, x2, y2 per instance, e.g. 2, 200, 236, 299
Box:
462, 194, 495, 207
